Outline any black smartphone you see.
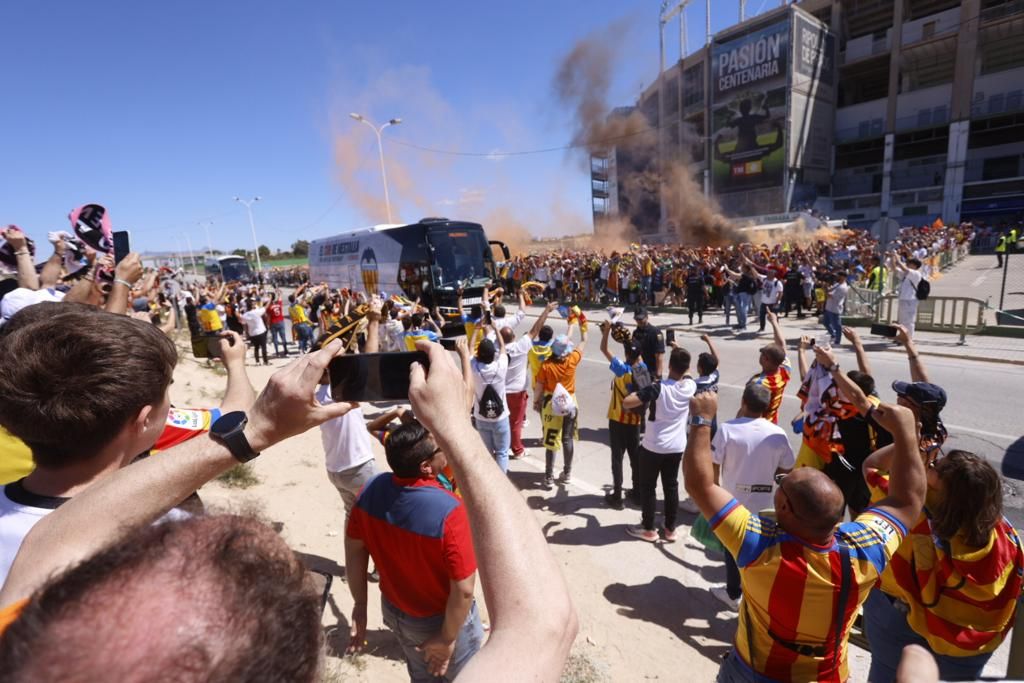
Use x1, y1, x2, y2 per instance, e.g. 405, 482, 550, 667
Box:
113, 230, 131, 264
665, 329, 676, 345
439, 337, 459, 351
329, 351, 429, 402
871, 323, 899, 338
441, 322, 466, 337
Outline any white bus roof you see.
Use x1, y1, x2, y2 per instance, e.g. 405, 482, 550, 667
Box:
311, 223, 412, 241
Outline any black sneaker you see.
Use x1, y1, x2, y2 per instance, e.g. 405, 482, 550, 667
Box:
604, 492, 624, 510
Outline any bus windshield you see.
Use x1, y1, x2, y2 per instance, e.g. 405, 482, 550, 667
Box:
217, 257, 254, 282
427, 227, 493, 288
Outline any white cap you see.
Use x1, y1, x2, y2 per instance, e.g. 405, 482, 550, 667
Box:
0, 287, 66, 326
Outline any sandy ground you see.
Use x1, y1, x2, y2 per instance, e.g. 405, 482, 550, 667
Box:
167, 329, 1010, 683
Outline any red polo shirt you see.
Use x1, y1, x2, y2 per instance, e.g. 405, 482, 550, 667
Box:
267, 301, 285, 324
347, 474, 476, 617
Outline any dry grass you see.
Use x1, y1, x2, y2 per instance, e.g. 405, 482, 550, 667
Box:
215, 463, 261, 489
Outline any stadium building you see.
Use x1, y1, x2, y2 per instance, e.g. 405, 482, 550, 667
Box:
592, 0, 1024, 241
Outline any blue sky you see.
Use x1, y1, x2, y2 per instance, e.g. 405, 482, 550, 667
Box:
1, 0, 776, 256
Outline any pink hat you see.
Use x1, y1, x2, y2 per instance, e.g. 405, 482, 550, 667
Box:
68, 203, 113, 253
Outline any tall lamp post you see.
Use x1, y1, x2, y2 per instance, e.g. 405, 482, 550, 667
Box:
349, 113, 401, 223
234, 196, 262, 273
199, 220, 215, 258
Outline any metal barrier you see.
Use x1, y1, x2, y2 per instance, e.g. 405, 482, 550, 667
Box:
875, 295, 987, 344
845, 286, 882, 319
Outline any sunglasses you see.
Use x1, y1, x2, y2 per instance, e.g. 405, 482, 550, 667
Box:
774, 472, 805, 520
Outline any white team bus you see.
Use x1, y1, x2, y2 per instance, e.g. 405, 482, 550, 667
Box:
309, 218, 509, 310
204, 254, 255, 283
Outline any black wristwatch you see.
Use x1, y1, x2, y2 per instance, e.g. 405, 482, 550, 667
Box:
210, 411, 260, 463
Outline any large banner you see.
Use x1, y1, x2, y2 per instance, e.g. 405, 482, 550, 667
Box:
711, 20, 790, 197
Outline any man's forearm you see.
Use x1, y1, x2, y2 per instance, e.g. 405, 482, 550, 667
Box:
682, 424, 715, 494
344, 539, 370, 607
0, 433, 238, 606
104, 282, 131, 315
220, 362, 256, 413
433, 421, 577, 673
905, 342, 929, 383
15, 251, 40, 290
40, 252, 64, 288
440, 582, 474, 644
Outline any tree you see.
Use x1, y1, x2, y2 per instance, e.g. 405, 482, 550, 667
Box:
291, 239, 309, 257
231, 248, 248, 258
257, 245, 271, 259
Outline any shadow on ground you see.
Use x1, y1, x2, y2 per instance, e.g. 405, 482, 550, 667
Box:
604, 575, 735, 667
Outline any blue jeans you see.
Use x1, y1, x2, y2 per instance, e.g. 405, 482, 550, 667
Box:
475, 417, 510, 473
293, 322, 313, 353
863, 589, 993, 683
269, 321, 289, 356
724, 293, 736, 326
381, 597, 485, 683
823, 310, 842, 345
736, 292, 751, 329
717, 651, 758, 682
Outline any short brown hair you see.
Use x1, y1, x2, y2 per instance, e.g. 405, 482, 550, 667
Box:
0, 302, 177, 468
0, 515, 323, 682
760, 344, 786, 366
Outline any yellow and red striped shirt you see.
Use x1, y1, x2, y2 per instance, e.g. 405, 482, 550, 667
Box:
749, 359, 792, 425
711, 498, 905, 682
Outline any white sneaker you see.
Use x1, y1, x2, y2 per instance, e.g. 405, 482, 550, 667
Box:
680, 498, 700, 514
711, 586, 740, 612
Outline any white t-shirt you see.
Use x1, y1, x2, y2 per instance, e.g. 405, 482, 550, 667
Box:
761, 279, 783, 305
534, 267, 548, 282
898, 269, 923, 301
504, 335, 533, 393
383, 319, 405, 352
471, 354, 509, 422
492, 309, 526, 334
712, 417, 795, 512
641, 377, 697, 454
825, 281, 848, 314
241, 307, 267, 336
0, 481, 59, 585
315, 385, 374, 473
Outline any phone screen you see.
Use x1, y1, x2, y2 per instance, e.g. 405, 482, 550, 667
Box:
439, 338, 459, 351
113, 230, 131, 264
329, 352, 429, 402
870, 323, 899, 338
665, 329, 675, 345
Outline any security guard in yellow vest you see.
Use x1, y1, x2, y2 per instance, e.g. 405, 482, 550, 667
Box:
995, 233, 1008, 268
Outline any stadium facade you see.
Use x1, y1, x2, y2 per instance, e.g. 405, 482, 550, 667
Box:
591, 0, 1024, 241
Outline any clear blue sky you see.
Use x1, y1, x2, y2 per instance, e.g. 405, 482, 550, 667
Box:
1, 0, 775, 256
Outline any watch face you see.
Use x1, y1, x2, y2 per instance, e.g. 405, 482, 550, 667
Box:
212, 411, 247, 436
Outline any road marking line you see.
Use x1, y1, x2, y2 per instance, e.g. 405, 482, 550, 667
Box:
581, 358, 1020, 441
971, 275, 987, 288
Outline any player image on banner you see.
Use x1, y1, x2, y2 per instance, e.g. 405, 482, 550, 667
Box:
360, 247, 379, 296
712, 88, 786, 192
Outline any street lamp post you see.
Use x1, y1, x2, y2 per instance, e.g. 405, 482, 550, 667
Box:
349, 113, 402, 223
234, 196, 263, 273
183, 232, 197, 272
199, 220, 215, 258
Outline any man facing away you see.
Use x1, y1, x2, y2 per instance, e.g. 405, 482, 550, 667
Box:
345, 420, 483, 682
684, 391, 926, 682
708, 384, 794, 611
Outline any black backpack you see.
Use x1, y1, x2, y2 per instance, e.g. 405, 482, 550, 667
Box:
478, 383, 505, 419
913, 277, 930, 301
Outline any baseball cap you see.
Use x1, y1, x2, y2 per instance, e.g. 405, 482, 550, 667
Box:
0, 287, 65, 326
633, 306, 648, 320
551, 334, 575, 358
892, 381, 947, 411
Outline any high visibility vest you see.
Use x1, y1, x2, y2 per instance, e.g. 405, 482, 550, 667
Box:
996, 236, 1008, 253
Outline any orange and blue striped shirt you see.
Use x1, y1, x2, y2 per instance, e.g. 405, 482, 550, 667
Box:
711, 498, 905, 682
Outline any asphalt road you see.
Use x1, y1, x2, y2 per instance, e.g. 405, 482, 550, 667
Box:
510, 306, 1024, 529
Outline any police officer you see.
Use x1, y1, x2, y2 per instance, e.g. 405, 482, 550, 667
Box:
631, 306, 664, 378
996, 233, 1008, 269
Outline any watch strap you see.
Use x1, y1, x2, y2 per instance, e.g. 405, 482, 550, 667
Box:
689, 416, 713, 427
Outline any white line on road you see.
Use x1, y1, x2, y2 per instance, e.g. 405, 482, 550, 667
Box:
971, 274, 988, 288
580, 358, 1021, 442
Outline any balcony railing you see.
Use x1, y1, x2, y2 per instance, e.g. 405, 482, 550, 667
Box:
894, 106, 949, 133
971, 89, 1024, 118
981, 0, 1024, 23
836, 118, 885, 143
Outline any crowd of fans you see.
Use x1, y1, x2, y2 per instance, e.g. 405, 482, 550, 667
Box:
0, 211, 1021, 683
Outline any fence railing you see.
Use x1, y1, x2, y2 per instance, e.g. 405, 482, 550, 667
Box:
875, 295, 987, 344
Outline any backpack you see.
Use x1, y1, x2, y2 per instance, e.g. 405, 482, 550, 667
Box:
478, 383, 505, 419
913, 277, 930, 301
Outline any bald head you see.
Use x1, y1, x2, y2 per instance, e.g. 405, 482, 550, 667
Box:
0, 515, 323, 682
780, 469, 845, 536
500, 326, 515, 344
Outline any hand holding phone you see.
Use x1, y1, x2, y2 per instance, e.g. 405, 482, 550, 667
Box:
665, 329, 676, 346
870, 323, 899, 338
113, 230, 131, 264
330, 352, 429, 402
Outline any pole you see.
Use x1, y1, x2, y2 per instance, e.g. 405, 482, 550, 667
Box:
706, 0, 711, 46
184, 233, 197, 273
174, 236, 185, 271
199, 221, 214, 258
245, 204, 262, 273
999, 247, 1010, 312
373, 126, 393, 223
740, 0, 746, 22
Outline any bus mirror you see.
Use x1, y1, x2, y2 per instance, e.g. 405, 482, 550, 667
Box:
488, 240, 510, 261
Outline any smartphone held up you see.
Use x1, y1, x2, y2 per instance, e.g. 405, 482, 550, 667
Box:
329, 351, 429, 402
